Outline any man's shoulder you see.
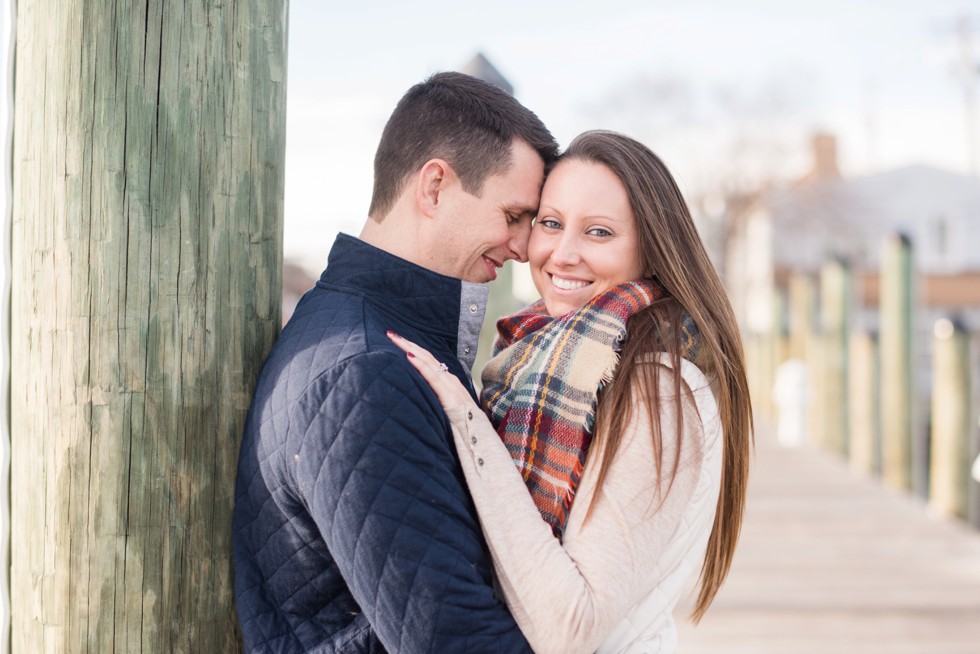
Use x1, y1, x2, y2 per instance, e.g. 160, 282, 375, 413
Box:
258, 293, 429, 406
243, 310, 441, 477
282, 284, 368, 346
280, 283, 408, 356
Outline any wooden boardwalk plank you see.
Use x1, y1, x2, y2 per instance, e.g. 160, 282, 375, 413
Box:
676, 435, 980, 654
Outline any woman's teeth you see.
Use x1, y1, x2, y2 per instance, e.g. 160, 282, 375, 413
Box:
552, 276, 590, 290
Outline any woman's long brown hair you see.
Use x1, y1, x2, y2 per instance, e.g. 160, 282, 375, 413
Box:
566, 131, 753, 623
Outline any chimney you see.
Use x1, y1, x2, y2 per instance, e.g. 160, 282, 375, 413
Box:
810, 132, 840, 179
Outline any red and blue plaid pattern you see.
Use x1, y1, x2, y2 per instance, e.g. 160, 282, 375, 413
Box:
480, 279, 701, 538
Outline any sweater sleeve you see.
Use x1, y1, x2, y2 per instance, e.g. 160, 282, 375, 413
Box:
447, 356, 719, 654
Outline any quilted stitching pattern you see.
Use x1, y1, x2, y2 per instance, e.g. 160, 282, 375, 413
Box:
233, 236, 531, 653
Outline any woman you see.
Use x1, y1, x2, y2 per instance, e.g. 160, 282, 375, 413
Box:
389, 130, 752, 653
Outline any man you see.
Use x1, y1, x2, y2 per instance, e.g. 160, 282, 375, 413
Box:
233, 72, 559, 652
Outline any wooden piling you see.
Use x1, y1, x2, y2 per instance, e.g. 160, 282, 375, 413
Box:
880, 234, 915, 491
10, 2, 287, 651
971, 332, 980, 530
773, 286, 790, 368
788, 272, 815, 362
929, 318, 971, 519
849, 330, 880, 476
819, 259, 850, 456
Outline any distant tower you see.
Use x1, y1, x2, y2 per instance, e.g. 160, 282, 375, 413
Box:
460, 52, 514, 95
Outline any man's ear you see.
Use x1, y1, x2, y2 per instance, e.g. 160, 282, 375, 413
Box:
415, 159, 453, 218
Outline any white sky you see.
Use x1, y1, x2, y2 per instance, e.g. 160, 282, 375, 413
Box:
2, 1, 977, 270
284, 0, 980, 272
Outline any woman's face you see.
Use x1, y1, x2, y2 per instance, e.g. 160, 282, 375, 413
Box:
529, 159, 645, 317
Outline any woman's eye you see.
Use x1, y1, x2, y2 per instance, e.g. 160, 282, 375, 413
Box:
538, 218, 561, 230
588, 227, 613, 237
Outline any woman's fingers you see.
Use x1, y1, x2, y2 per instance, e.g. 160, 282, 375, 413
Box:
386, 331, 472, 406
386, 330, 442, 374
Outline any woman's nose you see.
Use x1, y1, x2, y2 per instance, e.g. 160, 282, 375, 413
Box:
550, 234, 581, 266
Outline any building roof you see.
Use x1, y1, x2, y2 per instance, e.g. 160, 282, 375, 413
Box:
763, 162, 980, 274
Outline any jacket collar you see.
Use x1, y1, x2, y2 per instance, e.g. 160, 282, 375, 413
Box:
317, 234, 488, 369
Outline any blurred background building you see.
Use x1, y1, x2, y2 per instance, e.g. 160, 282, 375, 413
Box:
276, 1, 980, 522
279, 1, 980, 282
726, 133, 980, 334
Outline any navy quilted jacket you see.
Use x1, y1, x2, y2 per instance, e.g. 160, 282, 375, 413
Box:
233, 235, 532, 653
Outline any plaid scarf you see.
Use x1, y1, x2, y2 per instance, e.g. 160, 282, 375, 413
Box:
479, 279, 701, 538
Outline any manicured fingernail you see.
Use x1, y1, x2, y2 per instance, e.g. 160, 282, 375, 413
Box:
407, 352, 415, 358
387, 330, 399, 338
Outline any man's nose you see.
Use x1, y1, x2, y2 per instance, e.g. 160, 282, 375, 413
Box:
507, 221, 532, 263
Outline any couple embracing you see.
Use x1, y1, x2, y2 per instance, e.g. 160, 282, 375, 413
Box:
233, 71, 752, 654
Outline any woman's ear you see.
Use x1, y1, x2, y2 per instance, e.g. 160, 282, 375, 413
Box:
415, 159, 452, 218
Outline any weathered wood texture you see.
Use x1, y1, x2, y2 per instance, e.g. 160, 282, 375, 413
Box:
929, 319, 972, 519
880, 234, 914, 491
10, 2, 287, 652
1, 3, 14, 652
677, 433, 980, 654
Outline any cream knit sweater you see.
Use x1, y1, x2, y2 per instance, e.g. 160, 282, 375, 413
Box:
447, 356, 723, 654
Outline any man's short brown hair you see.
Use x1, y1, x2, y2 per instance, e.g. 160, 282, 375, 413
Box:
368, 72, 559, 220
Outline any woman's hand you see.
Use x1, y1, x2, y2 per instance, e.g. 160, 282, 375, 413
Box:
386, 331, 475, 410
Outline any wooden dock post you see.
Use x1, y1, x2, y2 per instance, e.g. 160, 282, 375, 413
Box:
849, 330, 880, 476
971, 331, 980, 529
754, 286, 786, 424
787, 273, 821, 448
10, 3, 287, 651
788, 272, 815, 362
773, 286, 790, 368
745, 335, 765, 422
880, 234, 914, 491
819, 259, 850, 456
929, 318, 971, 519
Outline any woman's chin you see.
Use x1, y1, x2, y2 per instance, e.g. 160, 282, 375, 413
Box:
543, 297, 592, 318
